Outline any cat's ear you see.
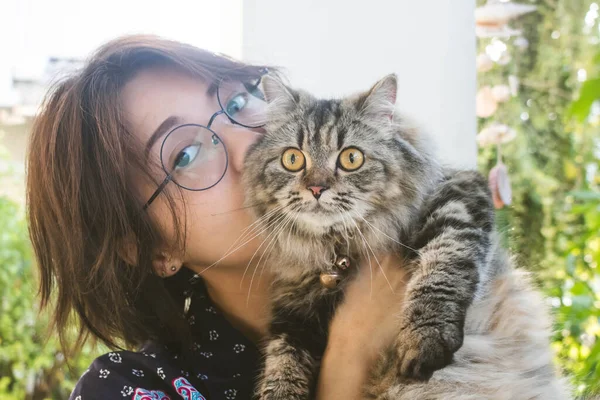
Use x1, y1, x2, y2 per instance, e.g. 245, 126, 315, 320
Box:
260, 75, 298, 111
358, 73, 397, 120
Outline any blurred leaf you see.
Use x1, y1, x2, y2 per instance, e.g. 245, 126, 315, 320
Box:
569, 191, 600, 201
568, 78, 600, 122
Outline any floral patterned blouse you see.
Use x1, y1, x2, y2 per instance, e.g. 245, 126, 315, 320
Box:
69, 272, 260, 400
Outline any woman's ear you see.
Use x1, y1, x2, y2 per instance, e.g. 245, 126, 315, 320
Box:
152, 251, 183, 278
118, 235, 183, 277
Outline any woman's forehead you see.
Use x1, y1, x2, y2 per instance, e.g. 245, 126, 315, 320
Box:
121, 67, 216, 143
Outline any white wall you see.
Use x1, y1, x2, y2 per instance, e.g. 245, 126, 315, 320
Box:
242, 0, 477, 168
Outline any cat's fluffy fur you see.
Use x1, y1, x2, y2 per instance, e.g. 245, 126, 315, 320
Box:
365, 242, 571, 399
243, 74, 570, 399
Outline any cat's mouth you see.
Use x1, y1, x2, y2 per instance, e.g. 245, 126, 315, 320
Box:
282, 200, 356, 234
268, 197, 358, 234
305, 200, 336, 214
291, 209, 350, 235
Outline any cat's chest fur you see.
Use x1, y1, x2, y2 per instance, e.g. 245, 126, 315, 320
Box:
265, 211, 413, 282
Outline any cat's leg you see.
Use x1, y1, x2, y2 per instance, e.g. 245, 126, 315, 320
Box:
255, 333, 320, 400
394, 170, 495, 380
255, 276, 340, 400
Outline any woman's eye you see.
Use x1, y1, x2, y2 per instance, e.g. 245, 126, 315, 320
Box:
173, 144, 202, 170
225, 93, 248, 117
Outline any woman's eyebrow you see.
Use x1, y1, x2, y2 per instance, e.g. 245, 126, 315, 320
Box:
144, 115, 183, 158
207, 82, 218, 96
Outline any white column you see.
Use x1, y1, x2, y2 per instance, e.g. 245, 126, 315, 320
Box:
241, 0, 476, 168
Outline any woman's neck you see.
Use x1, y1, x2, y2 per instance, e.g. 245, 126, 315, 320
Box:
197, 265, 272, 344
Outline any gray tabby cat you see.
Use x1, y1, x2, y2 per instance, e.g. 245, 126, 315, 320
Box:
243, 74, 569, 399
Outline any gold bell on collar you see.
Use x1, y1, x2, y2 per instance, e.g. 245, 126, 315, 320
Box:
320, 271, 342, 289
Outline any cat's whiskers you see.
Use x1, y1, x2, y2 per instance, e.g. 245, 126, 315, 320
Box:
198, 205, 290, 276
251, 210, 298, 284
353, 212, 419, 254
206, 212, 283, 273
258, 210, 301, 291
345, 212, 395, 293
209, 201, 270, 216
284, 207, 298, 251
336, 207, 352, 256
241, 213, 291, 301
237, 212, 291, 291
338, 210, 373, 298
222, 204, 285, 263
238, 210, 292, 288
235, 196, 299, 271
231, 205, 288, 254
245, 209, 298, 305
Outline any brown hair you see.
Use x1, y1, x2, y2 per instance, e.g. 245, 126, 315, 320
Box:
27, 35, 269, 355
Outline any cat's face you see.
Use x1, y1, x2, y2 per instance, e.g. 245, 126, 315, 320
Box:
244, 74, 432, 238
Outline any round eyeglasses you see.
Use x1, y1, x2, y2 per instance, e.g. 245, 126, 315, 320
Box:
143, 75, 267, 209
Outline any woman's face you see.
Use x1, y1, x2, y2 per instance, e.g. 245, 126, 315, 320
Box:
121, 67, 264, 271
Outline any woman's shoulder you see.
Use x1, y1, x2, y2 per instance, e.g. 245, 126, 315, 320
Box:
70, 347, 208, 400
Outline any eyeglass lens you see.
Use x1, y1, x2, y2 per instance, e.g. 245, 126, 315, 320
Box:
157, 76, 268, 192
217, 77, 267, 128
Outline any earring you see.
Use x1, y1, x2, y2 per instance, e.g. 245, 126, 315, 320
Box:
161, 265, 167, 278
170, 265, 178, 272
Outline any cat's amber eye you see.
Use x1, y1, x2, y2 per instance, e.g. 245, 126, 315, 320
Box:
338, 147, 365, 171
281, 148, 306, 172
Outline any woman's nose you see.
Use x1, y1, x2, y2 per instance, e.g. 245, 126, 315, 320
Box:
219, 125, 262, 173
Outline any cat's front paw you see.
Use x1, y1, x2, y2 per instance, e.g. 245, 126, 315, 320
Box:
255, 376, 311, 400
255, 386, 307, 400
394, 322, 463, 381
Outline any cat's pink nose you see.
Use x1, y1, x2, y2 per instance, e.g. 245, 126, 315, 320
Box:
307, 185, 329, 200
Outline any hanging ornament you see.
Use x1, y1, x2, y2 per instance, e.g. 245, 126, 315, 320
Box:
476, 25, 522, 38
487, 125, 513, 210
475, 1, 537, 27
475, 1, 537, 38
477, 53, 494, 72
477, 123, 517, 147
489, 161, 512, 209
476, 86, 499, 118
492, 85, 511, 103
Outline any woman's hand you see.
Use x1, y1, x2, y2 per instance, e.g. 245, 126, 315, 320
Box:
316, 253, 409, 400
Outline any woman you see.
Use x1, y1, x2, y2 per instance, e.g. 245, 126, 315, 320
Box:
27, 35, 567, 400
28, 35, 405, 400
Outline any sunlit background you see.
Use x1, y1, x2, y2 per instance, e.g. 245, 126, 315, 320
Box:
1, 0, 599, 398
0, 0, 243, 201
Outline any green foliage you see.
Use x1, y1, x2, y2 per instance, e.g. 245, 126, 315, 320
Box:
0, 157, 100, 399
550, 193, 600, 395
477, 0, 600, 396
569, 52, 600, 122
569, 77, 600, 122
